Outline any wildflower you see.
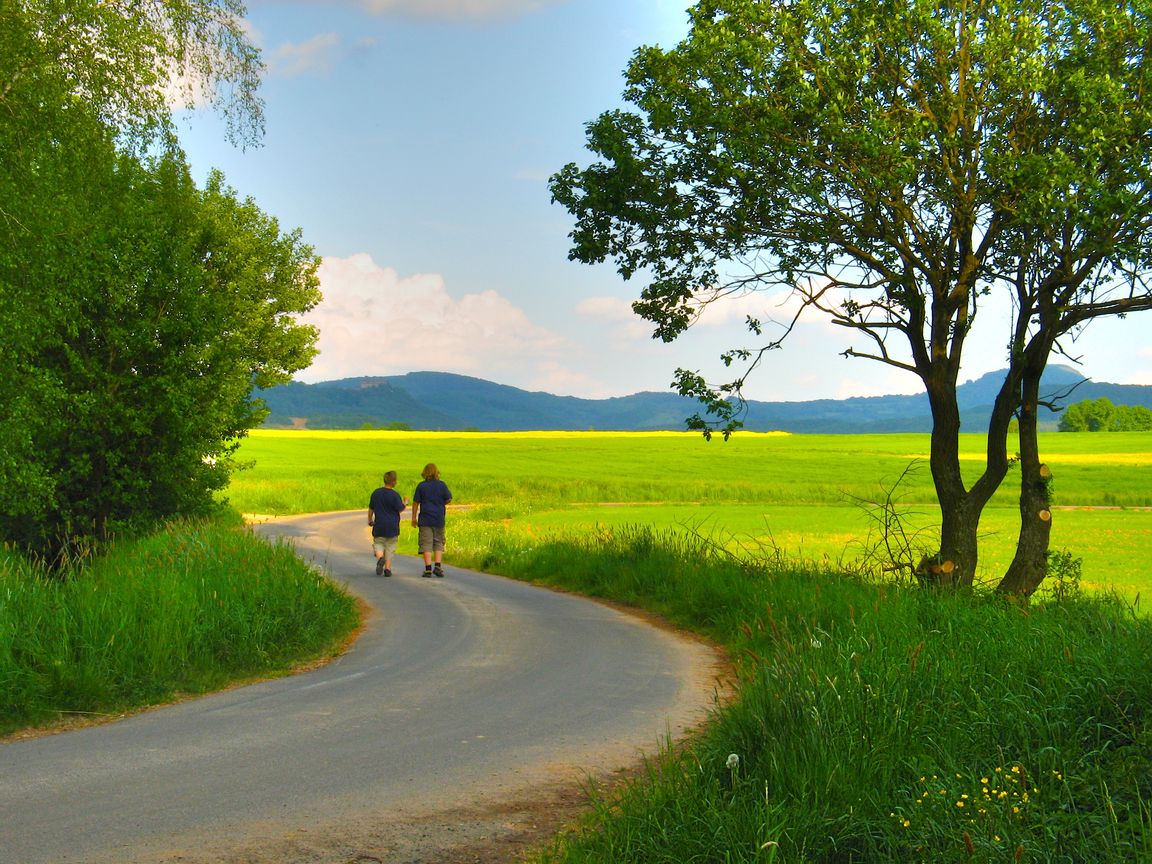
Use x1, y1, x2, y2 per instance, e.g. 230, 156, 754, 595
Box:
811, 637, 823, 648
726, 753, 740, 770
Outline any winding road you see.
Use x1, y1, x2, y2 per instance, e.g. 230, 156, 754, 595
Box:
0, 512, 722, 863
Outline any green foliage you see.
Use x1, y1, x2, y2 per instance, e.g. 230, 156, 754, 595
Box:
552, 0, 1152, 404
1060, 397, 1152, 432
1, 0, 263, 146
0, 130, 320, 556
0, 519, 358, 734
0, 6, 318, 559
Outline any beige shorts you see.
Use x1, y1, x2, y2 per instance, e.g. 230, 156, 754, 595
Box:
418, 525, 446, 553
372, 535, 399, 557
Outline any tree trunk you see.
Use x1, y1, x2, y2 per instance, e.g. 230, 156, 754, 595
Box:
997, 370, 1053, 597
923, 371, 980, 587
920, 351, 1023, 589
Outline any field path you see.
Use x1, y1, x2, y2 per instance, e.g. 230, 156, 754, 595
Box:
0, 511, 723, 864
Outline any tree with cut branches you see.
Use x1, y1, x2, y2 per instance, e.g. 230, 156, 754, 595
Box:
551, 0, 1152, 595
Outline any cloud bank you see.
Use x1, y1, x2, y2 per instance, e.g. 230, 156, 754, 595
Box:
299, 253, 571, 388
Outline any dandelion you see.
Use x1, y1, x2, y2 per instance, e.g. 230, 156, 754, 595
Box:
726, 753, 740, 770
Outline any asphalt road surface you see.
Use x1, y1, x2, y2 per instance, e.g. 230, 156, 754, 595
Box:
0, 511, 722, 863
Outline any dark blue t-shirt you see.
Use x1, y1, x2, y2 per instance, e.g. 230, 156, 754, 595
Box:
368, 487, 405, 538
413, 478, 452, 528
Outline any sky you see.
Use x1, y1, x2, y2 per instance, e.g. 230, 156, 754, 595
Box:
176, 0, 1152, 403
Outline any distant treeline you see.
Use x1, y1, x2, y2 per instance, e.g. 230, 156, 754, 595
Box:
1059, 397, 1152, 431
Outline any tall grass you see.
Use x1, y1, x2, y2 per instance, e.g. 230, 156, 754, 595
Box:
0, 519, 358, 734
447, 518, 1152, 863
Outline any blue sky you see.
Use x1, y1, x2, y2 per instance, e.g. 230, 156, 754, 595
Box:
177, 0, 1152, 402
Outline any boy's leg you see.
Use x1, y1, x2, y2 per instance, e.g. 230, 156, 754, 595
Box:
373, 538, 385, 575
432, 528, 446, 576
382, 536, 398, 577
419, 527, 434, 576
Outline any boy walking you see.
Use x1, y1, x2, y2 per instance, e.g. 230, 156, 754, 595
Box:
368, 470, 406, 577
411, 462, 452, 577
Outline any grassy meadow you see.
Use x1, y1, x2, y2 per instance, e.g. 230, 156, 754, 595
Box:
225, 428, 1152, 862
227, 428, 1152, 600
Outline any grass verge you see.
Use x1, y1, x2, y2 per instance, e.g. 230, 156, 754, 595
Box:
449, 517, 1152, 863
0, 516, 359, 736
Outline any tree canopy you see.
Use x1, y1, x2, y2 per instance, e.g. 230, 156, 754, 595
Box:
0, 3, 317, 560
1059, 398, 1152, 432
1, 0, 262, 146
551, 0, 1152, 594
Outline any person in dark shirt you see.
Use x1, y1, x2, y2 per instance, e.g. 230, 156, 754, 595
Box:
411, 462, 452, 577
368, 470, 406, 577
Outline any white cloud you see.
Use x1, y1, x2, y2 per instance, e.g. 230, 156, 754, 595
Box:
298, 253, 568, 385
576, 296, 632, 321
576, 295, 651, 340
270, 33, 343, 76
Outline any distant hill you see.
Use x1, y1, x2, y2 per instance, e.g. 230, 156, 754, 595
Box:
256, 366, 1152, 433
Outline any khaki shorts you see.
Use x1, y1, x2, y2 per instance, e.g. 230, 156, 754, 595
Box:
372, 535, 399, 557
418, 525, 446, 554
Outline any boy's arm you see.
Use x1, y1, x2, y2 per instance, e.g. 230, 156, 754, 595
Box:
367, 507, 375, 527
410, 500, 420, 525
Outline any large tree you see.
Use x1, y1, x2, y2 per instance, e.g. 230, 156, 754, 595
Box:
0, 109, 320, 556
551, 0, 1152, 594
0, 3, 318, 559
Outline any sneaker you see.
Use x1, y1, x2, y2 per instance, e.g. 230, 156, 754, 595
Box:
433, 564, 445, 578
423, 568, 432, 578
383, 568, 392, 578
375, 558, 384, 576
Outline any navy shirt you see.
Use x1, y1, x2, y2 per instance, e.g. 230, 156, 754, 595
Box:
413, 479, 452, 528
368, 487, 406, 538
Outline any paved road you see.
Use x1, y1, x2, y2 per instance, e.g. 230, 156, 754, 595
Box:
0, 511, 721, 863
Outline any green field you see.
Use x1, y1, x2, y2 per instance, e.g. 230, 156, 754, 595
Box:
226, 429, 1152, 600
224, 428, 1152, 861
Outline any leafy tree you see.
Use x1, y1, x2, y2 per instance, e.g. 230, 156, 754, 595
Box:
0, 3, 318, 559
551, 0, 1152, 595
0, 120, 320, 555
1060, 398, 1152, 432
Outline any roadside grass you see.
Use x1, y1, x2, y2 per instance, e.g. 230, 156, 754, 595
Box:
505, 503, 1152, 602
446, 519, 1152, 863
0, 517, 359, 736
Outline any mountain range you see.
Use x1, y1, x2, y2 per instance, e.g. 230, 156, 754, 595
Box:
256, 366, 1152, 434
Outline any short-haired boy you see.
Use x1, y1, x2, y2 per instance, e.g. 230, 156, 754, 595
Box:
368, 470, 406, 577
